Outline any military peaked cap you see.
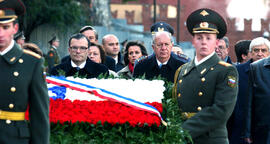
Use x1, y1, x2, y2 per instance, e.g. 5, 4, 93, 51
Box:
14, 31, 25, 40
48, 35, 59, 44
186, 8, 227, 39
79, 25, 96, 33
0, 0, 25, 24
150, 22, 174, 35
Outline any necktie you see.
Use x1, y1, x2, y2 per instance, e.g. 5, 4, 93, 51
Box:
76, 67, 80, 71
159, 64, 163, 69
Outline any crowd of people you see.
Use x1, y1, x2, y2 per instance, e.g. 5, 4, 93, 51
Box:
1, 0, 270, 144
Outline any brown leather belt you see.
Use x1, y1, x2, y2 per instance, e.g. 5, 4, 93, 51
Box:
182, 112, 197, 119
0, 110, 25, 121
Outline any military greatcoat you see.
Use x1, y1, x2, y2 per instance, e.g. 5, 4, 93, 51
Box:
46, 46, 60, 72
174, 53, 238, 144
0, 43, 50, 144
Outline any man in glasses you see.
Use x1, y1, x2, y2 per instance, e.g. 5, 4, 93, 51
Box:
215, 36, 233, 64
50, 33, 108, 78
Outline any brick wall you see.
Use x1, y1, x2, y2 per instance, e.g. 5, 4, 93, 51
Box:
111, 0, 269, 62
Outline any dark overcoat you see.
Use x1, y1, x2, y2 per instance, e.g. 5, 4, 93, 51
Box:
0, 44, 50, 144
50, 58, 108, 78
61, 55, 116, 72
174, 54, 238, 144
133, 53, 186, 83
243, 57, 270, 144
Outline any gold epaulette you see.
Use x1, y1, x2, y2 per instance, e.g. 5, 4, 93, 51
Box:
218, 61, 231, 67
23, 49, 41, 59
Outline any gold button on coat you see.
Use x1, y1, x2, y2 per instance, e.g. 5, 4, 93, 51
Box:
13, 71, 19, 77
198, 92, 203, 96
10, 87, 16, 92
179, 79, 182, 84
178, 93, 181, 97
19, 59, 23, 63
201, 77, 205, 82
9, 104, 14, 109
6, 120, 11, 124
197, 106, 202, 111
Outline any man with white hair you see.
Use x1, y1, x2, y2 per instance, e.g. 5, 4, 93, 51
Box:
241, 37, 270, 144
229, 37, 270, 144
133, 31, 186, 82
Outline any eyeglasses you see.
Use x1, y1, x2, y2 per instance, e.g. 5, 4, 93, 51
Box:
216, 46, 227, 50
155, 43, 171, 48
253, 48, 268, 53
70, 46, 88, 52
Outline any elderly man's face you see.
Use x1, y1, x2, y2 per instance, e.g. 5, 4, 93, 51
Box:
68, 37, 89, 65
250, 44, 270, 62
215, 39, 228, 60
152, 32, 173, 63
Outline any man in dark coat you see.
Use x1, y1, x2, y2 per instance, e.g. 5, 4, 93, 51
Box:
229, 37, 270, 144
243, 56, 270, 144
50, 33, 108, 78
102, 34, 124, 72
0, 1, 50, 143
61, 26, 116, 71
133, 31, 185, 83
242, 37, 270, 144
215, 36, 233, 64
173, 8, 238, 144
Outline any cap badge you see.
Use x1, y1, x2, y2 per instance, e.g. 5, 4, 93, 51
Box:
0, 10, 5, 16
200, 10, 209, 16
158, 27, 164, 32
200, 22, 209, 28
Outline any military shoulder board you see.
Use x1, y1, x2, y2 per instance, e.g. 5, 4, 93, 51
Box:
218, 61, 231, 67
23, 49, 41, 59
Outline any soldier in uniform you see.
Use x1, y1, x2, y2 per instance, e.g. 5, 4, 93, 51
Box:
14, 31, 25, 48
46, 35, 60, 72
173, 8, 238, 144
0, 0, 49, 144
